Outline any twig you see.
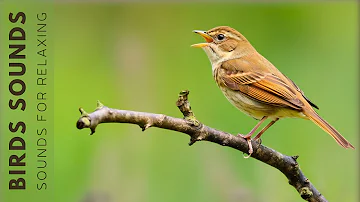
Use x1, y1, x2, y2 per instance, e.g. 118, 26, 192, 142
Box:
76, 90, 327, 202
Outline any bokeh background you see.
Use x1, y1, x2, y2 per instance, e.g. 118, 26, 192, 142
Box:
52, 2, 357, 202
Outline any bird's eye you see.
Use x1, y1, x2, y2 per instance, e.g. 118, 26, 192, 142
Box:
217, 34, 225, 41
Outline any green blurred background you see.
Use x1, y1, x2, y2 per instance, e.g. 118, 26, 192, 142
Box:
24, 2, 360, 202
53, 2, 358, 202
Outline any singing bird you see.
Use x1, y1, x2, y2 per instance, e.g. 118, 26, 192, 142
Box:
191, 26, 354, 155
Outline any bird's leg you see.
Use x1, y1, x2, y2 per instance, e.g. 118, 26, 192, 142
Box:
237, 116, 267, 139
253, 118, 279, 141
237, 116, 268, 157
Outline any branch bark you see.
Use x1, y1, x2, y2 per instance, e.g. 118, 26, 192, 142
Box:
76, 90, 327, 202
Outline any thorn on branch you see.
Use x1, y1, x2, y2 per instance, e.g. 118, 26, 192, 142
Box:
90, 127, 96, 135
141, 123, 152, 131
291, 155, 299, 167
292, 155, 299, 161
79, 107, 89, 117
188, 136, 202, 146
96, 100, 104, 110
188, 138, 197, 146
188, 132, 206, 146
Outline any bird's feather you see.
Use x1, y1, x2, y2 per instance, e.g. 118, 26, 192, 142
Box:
219, 58, 305, 110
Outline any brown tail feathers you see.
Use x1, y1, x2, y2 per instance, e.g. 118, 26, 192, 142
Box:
305, 110, 355, 149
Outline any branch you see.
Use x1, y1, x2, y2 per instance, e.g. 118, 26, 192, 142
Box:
76, 90, 327, 202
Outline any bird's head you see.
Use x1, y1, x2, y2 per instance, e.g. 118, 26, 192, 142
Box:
192, 26, 250, 64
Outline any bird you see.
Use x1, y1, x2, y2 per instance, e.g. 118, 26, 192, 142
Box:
191, 26, 354, 156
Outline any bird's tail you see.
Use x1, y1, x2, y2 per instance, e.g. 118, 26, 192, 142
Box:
304, 110, 355, 149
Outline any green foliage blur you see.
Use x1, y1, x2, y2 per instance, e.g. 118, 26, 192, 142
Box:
54, 3, 358, 202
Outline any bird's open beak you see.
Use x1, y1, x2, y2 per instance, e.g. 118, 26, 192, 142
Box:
191, 30, 213, 48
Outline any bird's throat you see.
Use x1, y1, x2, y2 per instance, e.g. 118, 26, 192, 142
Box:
203, 46, 220, 65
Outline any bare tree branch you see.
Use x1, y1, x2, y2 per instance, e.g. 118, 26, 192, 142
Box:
76, 90, 327, 202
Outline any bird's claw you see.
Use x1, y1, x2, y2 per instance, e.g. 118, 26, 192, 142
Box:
244, 138, 253, 158
237, 134, 253, 158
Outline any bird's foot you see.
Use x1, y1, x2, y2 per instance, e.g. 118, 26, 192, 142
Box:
236, 133, 252, 139
237, 134, 253, 158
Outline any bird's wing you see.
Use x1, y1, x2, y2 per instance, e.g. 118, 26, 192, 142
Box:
284, 75, 319, 109
219, 58, 304, 110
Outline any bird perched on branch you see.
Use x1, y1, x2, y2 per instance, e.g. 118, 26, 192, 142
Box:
192, 26, 354, 156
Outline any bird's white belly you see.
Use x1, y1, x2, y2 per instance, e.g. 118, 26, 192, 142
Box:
220, 86, 306, 120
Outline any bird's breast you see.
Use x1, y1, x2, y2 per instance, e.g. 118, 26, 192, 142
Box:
219, 86, 273, 119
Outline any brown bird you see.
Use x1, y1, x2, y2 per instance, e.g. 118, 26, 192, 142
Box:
192, 26, 354, 155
